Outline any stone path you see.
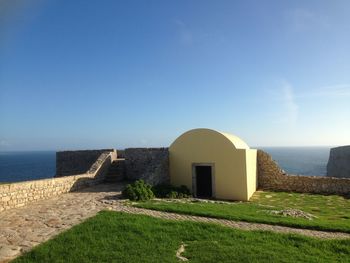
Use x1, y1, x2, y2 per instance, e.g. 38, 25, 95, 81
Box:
115, 205, 350, 239
1, 183, 350, 262
0, 183, 124, 263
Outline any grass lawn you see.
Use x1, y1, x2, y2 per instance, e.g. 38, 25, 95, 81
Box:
14, 211, 350, 263
134, 191, 350, 233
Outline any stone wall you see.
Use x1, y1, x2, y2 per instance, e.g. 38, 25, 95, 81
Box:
258, 150, 350, 195
56, 149, 115, 177
0, 151, 115, 212
327, 146, 350, 178
124, 148, 169, 185
117, 149, 125, 158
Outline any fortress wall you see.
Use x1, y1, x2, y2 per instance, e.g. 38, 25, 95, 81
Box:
3, 147, 350, 213
258, 150, 350, 195
124, 148, 169, 185
56, 149, 115, 177
0, 151, 115, 212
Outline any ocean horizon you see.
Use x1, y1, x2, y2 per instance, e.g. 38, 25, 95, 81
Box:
261, 146, 330, 177
0, 147, 331, 183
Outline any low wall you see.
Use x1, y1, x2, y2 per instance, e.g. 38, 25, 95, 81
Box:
258, 150, 350, 195
56, 149, 115, 177
0, 151, 115, 212
124, 148, 169, 185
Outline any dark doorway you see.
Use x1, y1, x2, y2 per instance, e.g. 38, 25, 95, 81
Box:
195, 166, 212, 198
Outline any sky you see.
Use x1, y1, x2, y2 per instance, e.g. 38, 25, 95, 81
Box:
0, 0, 350, 150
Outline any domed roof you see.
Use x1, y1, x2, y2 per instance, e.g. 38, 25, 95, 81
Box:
171, 128, 250, 150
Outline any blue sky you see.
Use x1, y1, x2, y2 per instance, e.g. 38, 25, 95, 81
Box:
1, 0, 349, 150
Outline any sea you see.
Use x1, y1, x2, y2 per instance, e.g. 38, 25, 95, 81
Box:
0, 147, 331, 183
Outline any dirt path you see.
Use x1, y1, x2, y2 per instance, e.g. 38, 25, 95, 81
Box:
0, 183, 349, 262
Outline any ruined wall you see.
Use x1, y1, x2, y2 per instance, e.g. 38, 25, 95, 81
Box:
0, 152, 114, 212
56, 149, 115, 176
327, 146, 350, 178
124, 148, 169, 185
258, 150, 350, 195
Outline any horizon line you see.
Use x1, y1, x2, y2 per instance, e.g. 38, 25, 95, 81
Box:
0, 145, 345, 152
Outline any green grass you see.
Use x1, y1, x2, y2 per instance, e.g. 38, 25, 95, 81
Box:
134, 191, 350, 233
14, 211, 350, 263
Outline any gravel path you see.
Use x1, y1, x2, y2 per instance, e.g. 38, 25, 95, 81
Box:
0, 183, 349, 262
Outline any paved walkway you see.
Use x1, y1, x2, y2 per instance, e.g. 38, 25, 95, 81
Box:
0, 183, 124, 263
1, 183, 349, 262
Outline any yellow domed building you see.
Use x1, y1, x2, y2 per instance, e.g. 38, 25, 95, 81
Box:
169, 128, 257, 201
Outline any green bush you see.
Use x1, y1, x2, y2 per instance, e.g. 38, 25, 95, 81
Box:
122, 180, 154, 201
152, 184, 191, 199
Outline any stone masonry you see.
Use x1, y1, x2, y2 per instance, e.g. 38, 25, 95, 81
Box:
2, 147, 350, 214
124, 148, 169, 185
258, 150, 350, 195
56, 149, 114, 177
0, 151, 116, 212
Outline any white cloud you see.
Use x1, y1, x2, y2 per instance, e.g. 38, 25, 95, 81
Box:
287, 8, 330, 32
267, 81, 349, 127
265, 80, 299, 127
303, 84, 350, 97
281, 81, 299, 126
263, 80, 349, 146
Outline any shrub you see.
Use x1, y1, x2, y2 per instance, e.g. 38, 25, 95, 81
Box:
152, 184, 191, 199
122, 180, 154, 201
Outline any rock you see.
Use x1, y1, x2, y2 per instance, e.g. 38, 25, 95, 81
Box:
327, 146, 350, 178
176, 243, 188, 262
267, 209, 317, 220
0, 245, 21, 259
45, 218, 62, 228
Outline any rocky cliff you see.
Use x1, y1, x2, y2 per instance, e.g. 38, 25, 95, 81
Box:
327, 146, 350, 178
